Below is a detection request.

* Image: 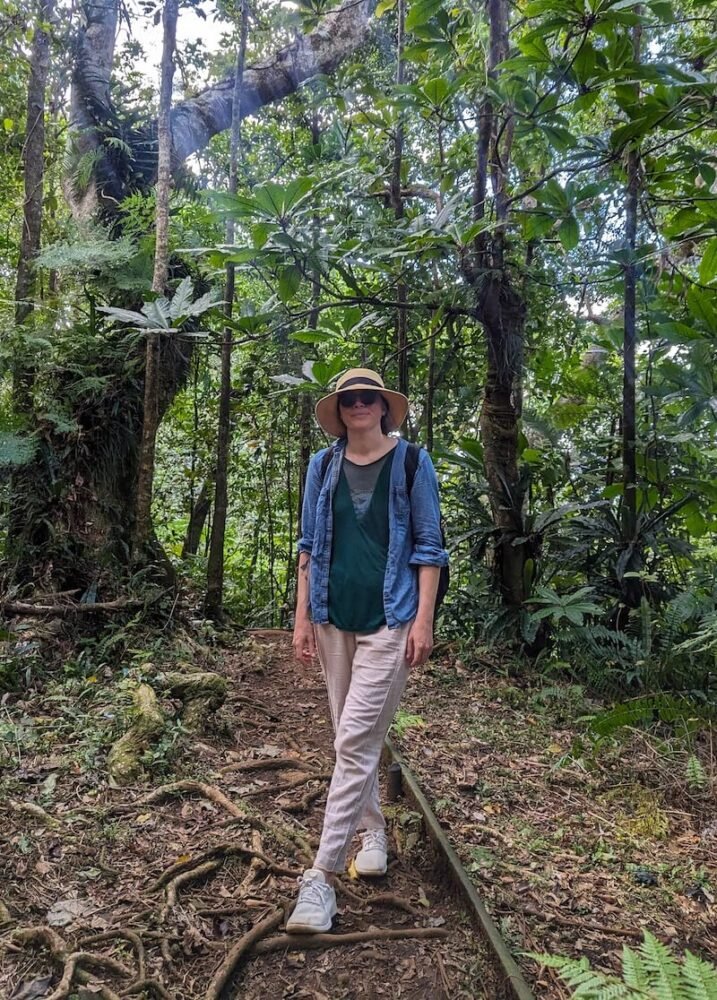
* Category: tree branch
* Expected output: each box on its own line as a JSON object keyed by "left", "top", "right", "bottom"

{"left": 170, "top": 0, "right": 377, "bottom": 165}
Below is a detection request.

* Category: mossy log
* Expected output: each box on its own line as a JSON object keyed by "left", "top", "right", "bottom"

{"left": 163, "top": 671, "right": 227, "bottom": 730}
{"left": 107, "top": 684, "right": 165, "bottom": 786}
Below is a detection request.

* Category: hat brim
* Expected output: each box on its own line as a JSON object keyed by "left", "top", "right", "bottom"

{"left": 315, "top": 384, "right": 409, "bottom": 438}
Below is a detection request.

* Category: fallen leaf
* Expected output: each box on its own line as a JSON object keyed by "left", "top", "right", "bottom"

{"left": 34, "top": 860, "right": 52, "bottom": 875}
{"left": 135, "top": 813, "right": 153, "bottom": 825}
{"left": 347, "top": 859, "right": 359, "bottom": 880}
{"left": 9, "top": 975, "right": 54, "bottom": 1000}
{"left": 46, "top": 897, "right": 96, "bottom": 927}
{"left": 416, "top": 886, "right": 430, "bottom": 908}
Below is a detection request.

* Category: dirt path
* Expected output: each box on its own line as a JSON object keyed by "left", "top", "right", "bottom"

{"left": 1, "top": 633, "right": 494, "bottom": 1000}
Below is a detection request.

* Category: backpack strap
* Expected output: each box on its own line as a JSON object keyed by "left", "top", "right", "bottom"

{"left": 321, "top": 441, "right": 421, "bottom": 491}
{"left": 404, "top": 442, "right": 422, "bottom": 495}
{"left": 319, "top": 444, "right": 336, "bottom": 484}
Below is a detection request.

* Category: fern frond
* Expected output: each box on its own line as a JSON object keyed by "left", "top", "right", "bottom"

{"left": 623, "top": 943, "right": 651, "bottom": 991}
{"left": 682, "top": 950, "right": 717, "bottom": 1000}
{"left": 639, "top": 931, "right": 683, "bottom": 1000}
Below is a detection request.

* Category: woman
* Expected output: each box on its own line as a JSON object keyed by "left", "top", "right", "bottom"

{"left": 287, "top": 367, "right": 448, "bottom": 934}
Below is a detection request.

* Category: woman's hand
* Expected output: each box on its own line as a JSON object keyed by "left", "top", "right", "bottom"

{"left": 405, "top": 617, "right": 433, "bottom": 668}
{"left": 293, "top": 619, "right": 316, "bottom": 666}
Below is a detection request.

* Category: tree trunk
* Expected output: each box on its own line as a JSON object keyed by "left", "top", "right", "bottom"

{"left": 620, "top": 22, "right": 643, "bottom": 606}
{"left": 5, "top": 0, "right": 373, "bottom": 593}
{"left": 206, "top": 0, "right": 250, "bottom": 619}
{"left": 466, "top": 0, "right": 528, "bottom": 606}
{"left": 133, "top": 0, "right": 178, "bottom": 560}
{"left": 391, "top": 0, "right": 409, "bottom": 402}
{"left": 13, "top": 0, "right": 55, "bottom": 413}
{"left": 65, "top": 0, "right": 377, "bottom": 219}
{"left": 182, "top": 480, "right": 211, "bottom": 559}
{"left": 478, "top": 275, "right": 527, "bottom": 605}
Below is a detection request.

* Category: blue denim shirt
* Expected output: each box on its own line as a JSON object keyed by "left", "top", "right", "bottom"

{"left": 298, "top": 438, "right": 449, "bottom": 629}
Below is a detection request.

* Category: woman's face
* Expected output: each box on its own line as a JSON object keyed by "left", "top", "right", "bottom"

{"left": 338, "top": 389, "right": 387, "bottom": 434}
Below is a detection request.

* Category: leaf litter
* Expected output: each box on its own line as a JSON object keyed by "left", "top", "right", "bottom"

{"left": 1, "top": 633, "right": 496, "bottom": 999}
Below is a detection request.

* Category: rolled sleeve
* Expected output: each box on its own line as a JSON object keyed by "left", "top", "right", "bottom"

{"left": 408, "top": 452, "right": 449, "bottom": 567}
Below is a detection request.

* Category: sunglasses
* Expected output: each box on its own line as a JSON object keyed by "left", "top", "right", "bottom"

{"left": 338, "top": 389, "right": 380, "bottom": 408}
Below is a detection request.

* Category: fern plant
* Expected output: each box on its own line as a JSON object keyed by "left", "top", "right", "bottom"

{"left": 531, "top": 930, "right": 717, "bottom": 998}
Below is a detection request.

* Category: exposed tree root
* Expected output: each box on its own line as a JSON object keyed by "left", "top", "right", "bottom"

{"left": 1, "top": 598, "right": 142, "bottom": 616}
{"left": 121, "top": 978, "right": 173, "bottom": 999}
{"left": 9, "top": 799, "right": 63, "bottom": 827}
{"left": 45, "top": 951, "right": 132, "bottom": 1000}
{"left": 253, "top": 926, "right": 450, "bottom": 954}
{"left": 163, "top": 671, "right": 227, "bottom": 731}
{"left": 230, "top": 694, "right": 278, "bottom": 719}
{"left": 137, "top": 780, "right": 247, "bottom": 819}
{"left": 11, "top": 928, "right": 132, "bottom": 1000}
{"left": 205, "top": 906, "right": 285, "bottom": 1000}
{"left": 163, "top": 860, "right": 222, "bottom": 915}
{"left": 234, "top": 815, "right": 315, "bottom": 867}
{"left": 237, "top": 829, "right": 265, "bottom": 895}
{"left": 241, "top": 771, "right": 331, "bottom": 799}
{"left": 283, "top": 785, "right": 324, "bottom": 814}
{"left": 107, "top": 684, "right": 165, "bottom": 786}
{"left": 79, "top": 929, "right": 146, "bottom": 980}
{"left": 337, "top": 883, "right": 421, "bottom": 916}
{"left": 12, "top": 925, "right": 67, "bottom": 959}
{"left": 152, "top": 843, "right": 298, "bottom": 895}
{"left": 222, "top": 757, "right": 319, "bottom": 774}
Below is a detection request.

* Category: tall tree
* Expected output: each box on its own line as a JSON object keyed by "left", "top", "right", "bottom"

{"left": 466, "top": 0, "right": 527, "bottom": 606}
{"left": 6, "top": 0, "right": 377, "bottom": 593}
{"left": 13, "top": 0, "right": 55, "bottom": 413}
{"left": 206, "top": 0, "right": 250, "bottom": 618}
{"left": 134, "top": 0, "right": 179, "bottom": 556}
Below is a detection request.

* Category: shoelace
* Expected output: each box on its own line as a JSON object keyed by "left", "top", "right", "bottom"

{"left": 362, "top": 830, "right": 388, "bottom": 851}
{"left": 297, "top": 877, "right": 329, "bottom": 905}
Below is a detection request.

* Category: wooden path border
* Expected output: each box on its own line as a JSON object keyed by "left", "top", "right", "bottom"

{"left": 383, "top": 737, "right": 536, "bottom": 1000}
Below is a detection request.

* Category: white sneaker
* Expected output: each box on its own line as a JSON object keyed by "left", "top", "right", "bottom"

{"left": 354, "top": 829, "right": 388, "bottom": 876}
{"left": 286, "top": 869, "right": 337, "bottom": 934}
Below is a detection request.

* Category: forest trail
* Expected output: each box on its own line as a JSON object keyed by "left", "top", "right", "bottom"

{"left": 1, "top": 633, "right": 494, "bottom": 1000}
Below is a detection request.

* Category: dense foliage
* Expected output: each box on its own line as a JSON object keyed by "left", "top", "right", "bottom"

{"left": 1, "top": 0, "right": 716, "bottom": 701}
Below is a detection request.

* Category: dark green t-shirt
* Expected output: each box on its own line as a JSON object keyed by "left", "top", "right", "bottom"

{"left": 328, "top": 449, "right": 395, "bottom": 632}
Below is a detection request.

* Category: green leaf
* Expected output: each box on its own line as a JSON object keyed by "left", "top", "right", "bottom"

{"left": 284, "top": 175, "right": 316, "bottom": 213}
{"left": 278, "top": 264, "right": 302, "bottom": 303}
{"left": 169, "top": 276, "right": 194, "bottom": 320}
{"left": 540, "top": 125, "right": 577, "bottom": 152}
{"left": 141, "top": 299, "right": 171, "bottom": 329}
{"left": 686, "top": 286, "right": 717, "bottom": 333}
{"left": 422, "top": 76, "right": 450, "bottom": 106}
{"left": 406, "top": 0, "right": 443, "bottom": 32}
{"left": 3, "top": 118, "right": 14, "bottom": 131}
{"left": 699, "top": 237, "right": 717, "bottom": 285}
{"left": 376, "top": 0, "right": 397, "bottom": 15}
{"left": 252, "top": 222, "right": 274, "bottom": 249}
{"left": 183, "top": 290, "right": 221, "bottom": 318}
{"left": 558, "top": 216, "right": 579, "bottom": 251}
{"left": 289, "top": 330, "right": 336, "bottom": 344}
{"left": 458, "top": 436, "right": 484, "bottom": 465}
{"left": 518, "top": 35, "right": 551, "bottom": 62}
{"left": 99, "top": 306, "right": 151, "bottom": 327}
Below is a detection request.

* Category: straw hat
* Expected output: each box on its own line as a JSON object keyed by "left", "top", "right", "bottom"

{"left": 314, "top": 368, "right": 409, "bottom": 438}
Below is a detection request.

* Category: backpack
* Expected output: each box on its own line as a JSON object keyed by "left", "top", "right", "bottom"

{"left": 319, "top": 442, "right": 450, "bottom": 613}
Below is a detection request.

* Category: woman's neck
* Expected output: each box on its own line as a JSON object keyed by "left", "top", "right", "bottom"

{"left": 345, "top": 428, "right": 395, "bottom": 461}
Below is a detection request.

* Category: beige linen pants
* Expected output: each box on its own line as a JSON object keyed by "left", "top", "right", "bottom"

{"left": 313, "top": 621, "right": 412, "bottom": 873}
